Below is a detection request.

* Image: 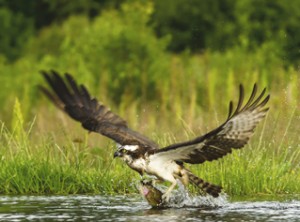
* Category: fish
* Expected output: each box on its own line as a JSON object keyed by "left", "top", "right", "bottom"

{"left": 138, "top": 180, "right": 164, "bottom": 207}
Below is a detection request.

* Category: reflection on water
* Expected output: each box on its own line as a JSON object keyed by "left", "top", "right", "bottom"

{"left": 0, "top": 195, "right": 300, "bottom": 221}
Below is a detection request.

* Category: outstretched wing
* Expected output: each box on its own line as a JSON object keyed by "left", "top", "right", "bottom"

{"left": 39, "top": 70, "right": 158, "bottom": 149}
{"left": 152, "top": 84, "right": 270, "bottom": 164}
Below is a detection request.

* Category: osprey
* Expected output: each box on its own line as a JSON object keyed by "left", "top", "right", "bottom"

{"left": 40, "top": 70, "right": 270, "bottom": 201}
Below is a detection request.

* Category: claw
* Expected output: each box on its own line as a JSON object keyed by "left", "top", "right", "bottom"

{"left": 161, "top": 180, "right": 177, "bottom": 203}
{"left": 162, "top": 193, "right": 171, "bottom": 203}
{"left": 141, "top": 178, "right": 151, "bottom": 185}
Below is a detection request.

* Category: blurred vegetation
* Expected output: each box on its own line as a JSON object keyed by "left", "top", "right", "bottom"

{"left": 1, "top": 0, "right": 300, "bottom": 64}
{"left": 0, "top": 0, "right": 299, "bottom": 196}
{"left": 152, "top": 0, "right": 300, "bottom": 65}
{"left": 0, "top": 0, "right": 299, "bottom": 122}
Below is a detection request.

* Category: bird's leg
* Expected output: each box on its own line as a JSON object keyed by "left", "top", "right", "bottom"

{"left": 162, "top": 180, "right": 177, "bottom": 202}
{"left": 180, "top": 171, "right": 189, "bottom": 187}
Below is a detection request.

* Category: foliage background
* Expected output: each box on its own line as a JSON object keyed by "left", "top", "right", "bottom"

{"left": 0, "top": 0, "right": 299, "bottom": 195}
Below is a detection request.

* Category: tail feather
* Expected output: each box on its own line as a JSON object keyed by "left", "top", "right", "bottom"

{"left": 187, "top": 172, "right": 222, "bottom": 197}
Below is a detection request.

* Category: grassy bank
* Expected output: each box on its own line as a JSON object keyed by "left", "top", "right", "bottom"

{"left": 0, "top": 89, "right": 299, "bottom": 196}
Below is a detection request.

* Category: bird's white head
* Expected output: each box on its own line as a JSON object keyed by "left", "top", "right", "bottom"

{"left": 113, "top": 145, "right": 140, "bottom": 162}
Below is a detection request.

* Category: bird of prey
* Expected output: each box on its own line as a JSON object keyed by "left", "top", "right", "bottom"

{"left": 40, "top": 70, "right": 270, "bottom": 201}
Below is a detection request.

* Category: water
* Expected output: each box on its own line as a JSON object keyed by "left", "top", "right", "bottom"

{"left": 0, "top": 195, "right": 300, "bottom": 221}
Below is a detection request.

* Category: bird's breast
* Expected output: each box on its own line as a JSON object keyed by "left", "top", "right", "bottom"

{"left": 126, "top": 157, "right": 147, "bottom": 173}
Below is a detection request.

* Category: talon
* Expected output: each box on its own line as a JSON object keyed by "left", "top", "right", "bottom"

{"left": 141, "top": 178, "right": 151, "bottom": 185}
{"left": 162, "top": 193, "right": 170, "bottom": 202}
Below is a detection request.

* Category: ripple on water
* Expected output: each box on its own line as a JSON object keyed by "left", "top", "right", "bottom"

{"left": 0, "top": 195, "right": 300, "bottom": 221}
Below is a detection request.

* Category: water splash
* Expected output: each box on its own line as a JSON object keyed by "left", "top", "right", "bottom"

{"left": 156, "top": 182, "right": 229, "bottom": 208}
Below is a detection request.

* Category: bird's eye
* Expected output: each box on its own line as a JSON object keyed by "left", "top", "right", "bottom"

{"left": 122, "top": 149, "right": 127, "bottom": 153}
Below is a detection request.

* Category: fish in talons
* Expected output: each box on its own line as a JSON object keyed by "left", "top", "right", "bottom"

{"left": 138, "top": 180, "right": 165, "bottom": 207}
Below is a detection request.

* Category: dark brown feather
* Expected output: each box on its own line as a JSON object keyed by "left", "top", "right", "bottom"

{"left": 40, "top": 70, "right": 158, "bottom": 149}
{"left": 153, "top": 84, "right": 270, "bottom": 164}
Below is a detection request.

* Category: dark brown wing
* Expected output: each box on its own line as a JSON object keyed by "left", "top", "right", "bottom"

{"left": 151, "top": 84, "right": 270, "bottom": 164}
{"left": 40, "top": 70, "right": 158, "bottom": 149}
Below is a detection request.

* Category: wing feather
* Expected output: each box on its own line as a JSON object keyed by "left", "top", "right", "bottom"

{"left": 152, "top": 84, "right": 270, "bottom": 164}
{"left": 40, "top": 70, "right": 158, "bottom": 149}
{"left": 232, "top": 84, "right": 244, "bottom": 116}
{"left": 241, "top": 84, "right": 257, "bottom": 110}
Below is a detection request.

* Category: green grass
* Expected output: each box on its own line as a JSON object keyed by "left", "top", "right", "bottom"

{"left": 0, "top": 99, "right": 136, "bottom": 194}
{"left": 0, "top": 91, "right": 299, "bottom": 196}
{"left": 0, "top": 120, "right": 137, "bottom": 195}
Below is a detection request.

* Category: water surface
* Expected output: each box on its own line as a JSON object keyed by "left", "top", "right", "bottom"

{"left": 0, "top": 195, "right": 300, "bottom": 221}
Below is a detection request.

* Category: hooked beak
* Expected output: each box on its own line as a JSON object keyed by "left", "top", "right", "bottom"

{"left": 113, "top": 150, "right": 122, "bottom": 158}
